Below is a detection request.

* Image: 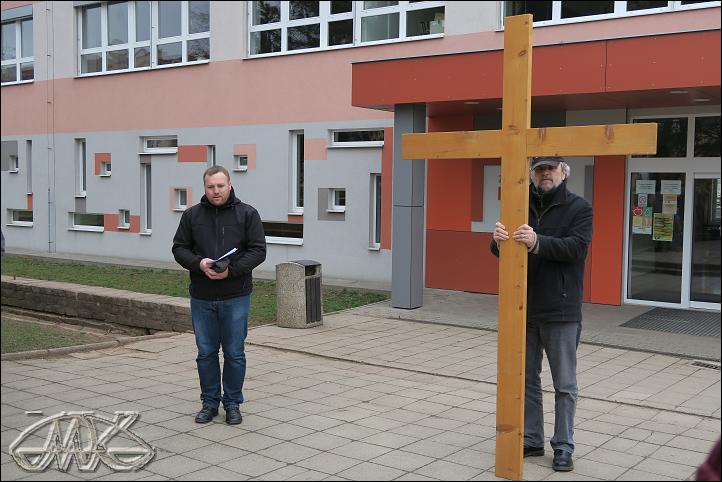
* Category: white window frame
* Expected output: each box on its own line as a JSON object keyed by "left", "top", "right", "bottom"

{"left": 76, "top": 139, "right": 87, "bottom": 197}
{"left": 500, "top": 1, "right": 722, "bottom": 29}
{"left": 290, "top": 131, "right": 304, "bottom": 214}
{"left": 327, "top": 187, "right": 346, "bottom": 213}
{"left": 7, "top": 209, "right": 33, "bottom": 227}
{"left": 248, "top": 1, "right": 445, "bottom": 58}
{"left": 1, "top": 16, "right": 34, "bottom": 85}
{"left": 118, "top": 209, "right": 131, "bottom": 228}
{"left": 329, "top": 128, "right": 385, "bottom": 148}
{"left": 8, "top": 154, "right": 19, "bottom": 172}
{"left": 174, "top": 188, "right": 189, "bottom": 210}
{"left": 370, "top": 173, "right": 381, "bottom": 250}
{"left": 77, "top": 1, "right": 210, "bottom": 77}
{"left": 234, "top": 154, "right": 249, "bottom": 171}
{"left": 142, "top": 135, "right": 178, "bottom": 154}
{"left": 69, "top": 212, "right": 105, "bottom": 232}
{"left": 141, "top": 163, "right": 152, "bottom": 234}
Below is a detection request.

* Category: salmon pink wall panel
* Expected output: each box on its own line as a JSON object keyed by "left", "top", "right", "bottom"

{"left": 177, "top": 145, "right": 207, "bottom": 163}
{"left": 95, "top": 152, "right": 111, "bottom": 175}
{"left": 381, "top": 127, "right": 393, "bottom": 249}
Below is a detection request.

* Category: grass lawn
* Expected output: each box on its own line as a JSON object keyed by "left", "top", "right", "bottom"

{"left": 1, "top": 316, "right": 111, "bottom": 354}
{"left": 1, "top": 255, "right": 388, "bottom": 327}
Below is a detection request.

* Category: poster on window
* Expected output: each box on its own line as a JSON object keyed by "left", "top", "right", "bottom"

{"left": 662, "top": 194, "right": 678, "bottom": 214}
{"left": 638, "top": 193, "right": 648, "bottom": 207}
{"left": 652, "top": 213, "right": 674, "bottom": 242}
{"left": 660, "top": 180, "right": 682, "bottom": 195}
{"left": 636, "top": 180, "right": 656, "bottom": 194}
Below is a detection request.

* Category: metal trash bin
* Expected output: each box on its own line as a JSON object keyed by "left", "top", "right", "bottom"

{"left": 276, "top": 260, "right": 322, "bottom": 328}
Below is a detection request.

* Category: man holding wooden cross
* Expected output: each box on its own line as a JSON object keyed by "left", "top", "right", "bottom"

{"left": 490, "top": 156, "right": 592, "bottom": 472}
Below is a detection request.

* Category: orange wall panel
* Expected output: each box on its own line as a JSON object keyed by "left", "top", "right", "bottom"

{"left": 590, "top": 155, "right": 626, "bottom": 305}
{"left": 606, "top": 31, "right": 721, "bottom": 92}
{"left": 426, "top": 230, "right": 499, "bottom": 293}
{"left": 426, "top": 115, "right": 475, "bottom": 232}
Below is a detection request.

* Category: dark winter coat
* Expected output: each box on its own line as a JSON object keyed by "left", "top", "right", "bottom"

{"left": 491, "top": 182, "right": 593, "bottom": 323}
{"left": 172, "top": 188, "right": 266, "bottom": 300}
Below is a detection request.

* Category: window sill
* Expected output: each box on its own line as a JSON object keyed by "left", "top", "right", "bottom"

{"left": 8, "top": 169, "right": 19, "bottom": 174}
{"left": 233, "top": 167, "right": 248, "bottom": 172}
{"left": 69, "top": 227, "right": 104, "bottom": 233}
{"left": 77, "top": 59, "right": 209, "bottom": 79}
{"left": 246, "top": 33, "right": 444, "bottom": 59}
{"left": 99, "top": 174, "right": 111, "bottom": 177}
{"left": 1, "top": 79, "right": 34, "bottom": 87}
{"left": 75, "top": 194, "right": 87, "bottom": 198}
{"left": 368, "top": 245, "right": 381, "bottom": 251}
{"left": 326, "top": 208, "right": 346, "bottom": 213}
{"left": 287, "top": 211, "right": 304, "bottom": 216}
{"left": 266, "top": 236, "right": 303, "bottom": 246}
{"left": 117, "top": 226, "right": 130, "bottom": 230}
{"left": 172, "top": 208, "right": 187, "bottom": 212}
{"left": 328, "top": 142, "right": 384, "bottom": 148}
{"left": 6, "top": 222, "right": 33, "bottom": 228}
{"left": 140, "top": 231, "right": 152, "bottom": 236}
{"left": 138, "top": 150, "right": 177, "bottom": 155}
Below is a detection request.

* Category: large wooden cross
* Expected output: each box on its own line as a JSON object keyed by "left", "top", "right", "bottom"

{"left": 402, "top": 14, "right": 657, "bottom": 480}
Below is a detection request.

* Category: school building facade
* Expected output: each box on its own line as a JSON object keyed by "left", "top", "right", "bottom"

{"left": 1, "top": 1, "right": 720, "bottom": 313}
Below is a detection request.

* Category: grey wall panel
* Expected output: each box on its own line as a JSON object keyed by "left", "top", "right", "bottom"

{"left": 1, "top": 141, "right": 18, "bottom": 171}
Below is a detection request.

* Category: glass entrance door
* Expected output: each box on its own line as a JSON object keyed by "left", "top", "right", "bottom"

{"left": 690, "top": 175, "right": 721, "bottom": 306}
{"left": 627, "top": 172, "right": 686, "bottom": 304}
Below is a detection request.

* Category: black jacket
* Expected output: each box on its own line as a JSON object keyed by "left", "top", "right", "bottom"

{"left": 491, "top": 182, "right": 593, "bottom": 323}
{"left": 172, "top": 188, "right": 266, "bottom": 300}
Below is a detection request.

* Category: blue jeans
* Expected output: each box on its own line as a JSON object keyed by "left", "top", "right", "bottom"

{"left": 525, "top": 321, "right": 581, "bottom": 454}
{"left": 190, "top": 295, "right": 250, "bottom": 410}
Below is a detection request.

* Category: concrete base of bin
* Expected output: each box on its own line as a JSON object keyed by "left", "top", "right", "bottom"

{"left": 276, "top": 263, "right": 323, "bottom": 328}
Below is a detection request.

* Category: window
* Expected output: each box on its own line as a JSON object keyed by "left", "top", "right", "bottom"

{"left": 330, "top": 129, "right": 384, "bottom": 147}
{"left": 207, "top": 145, "right": 216, "bottom": 166}
{"left": 141, "top": 163, "right": 152, "bottom": 232}
{"left": 8, "top": 209, "right": 33, "bottom": 226}
{"left": 174, "top": 188, "right": 189, "bottom": 210}
{"left": 100, "top": 161, "right": 112, "bottom": 176}
{"left": 503, "top": 1, "right": 720, "bottom": 25}
{"left": 234, "top": 155, "right": 249, "bottom": 171}
{"left": 118, "top": 209, "right": 131, "bottom": 228}
{"left": 77, "top": 1, "right": 210, "bottom": 76}
{"left": 70, "top": 212, "right": 104, "bottom": 231}
{"left": 8, "top": 154, "right": 19, "bottom": 172}
{"left": 328, "top": 188, "right": 346, "bottom": 212}
{"left": 76, "top": 139, "right": 87, "bottom": 196}
{"left": 248, "top": 1, "right": 444, "bottom": 56}
{"left": 632, "top": 117, "right": 689, "bottom": 158}
{"left": 1, "top": 16, "right": 33, "bottom": 85}
{"left": 263, "top": 221, "right": 303, "bottom": 245}
{"left": 290, "top": 131, "right": 304, "bottom": 213}
{"left": 26, "top": 140, "right": 32, "bottom": 193}
{"left": 143, "top": 136, "right": 178, "bottom": 153}
{"left": 370, "top": 174, "right": 381, "bottom": 249}
{"left": 632, "top": 114, "right": 721, "bottom": 159}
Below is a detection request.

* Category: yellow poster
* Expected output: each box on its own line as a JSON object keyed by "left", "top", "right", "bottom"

{"left": 653, "top": 213, "right": 674, "bottom": 242}
{"left": 662, "top": 194, "right": 678, "bottom": 214}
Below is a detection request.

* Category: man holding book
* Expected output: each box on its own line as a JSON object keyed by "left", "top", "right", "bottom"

{"left": 172, "top": 166, "right": 266, "bottom": 425}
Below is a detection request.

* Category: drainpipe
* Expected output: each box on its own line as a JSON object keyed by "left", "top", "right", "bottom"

{"left": 45, "top": 1, "right": 56, "bottom": 253}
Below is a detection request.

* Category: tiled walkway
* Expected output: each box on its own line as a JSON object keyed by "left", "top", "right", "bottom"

{"left": 2, "top": 311, "right": 719, "bottom": 481}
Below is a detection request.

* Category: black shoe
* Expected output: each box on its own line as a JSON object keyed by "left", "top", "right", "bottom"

{"left": 524, "top": 446, "right": 545, "bottom": 457}
{"left": 552, "top": 449, "right": 573, "bottom": 471}
{"left": 225, "top": 407, "right": 242, "bottom": 425}
{"left": 194, "top": 406, "right": 218, "bottom": 423}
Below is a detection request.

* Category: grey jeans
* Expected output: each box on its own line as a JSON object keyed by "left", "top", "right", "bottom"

{"left": 524, "top": 320, "right": 582, "bottom": 453}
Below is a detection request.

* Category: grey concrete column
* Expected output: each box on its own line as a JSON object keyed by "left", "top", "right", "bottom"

{"left": 392, "top": 104, "right": 426, "bottom": 309}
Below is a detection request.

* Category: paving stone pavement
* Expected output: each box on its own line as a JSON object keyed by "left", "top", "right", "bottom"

{"left": 2, "top": 312, "right": 720, "bottom": 481}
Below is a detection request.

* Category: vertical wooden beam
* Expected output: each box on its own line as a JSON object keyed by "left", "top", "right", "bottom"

{"left": 495, "top": 14, "right": 532, "bottom": 480}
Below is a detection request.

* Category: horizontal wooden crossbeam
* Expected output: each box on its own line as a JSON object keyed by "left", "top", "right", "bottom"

{"left": 402, "top": 123, "right": 657, "bottom": 160}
